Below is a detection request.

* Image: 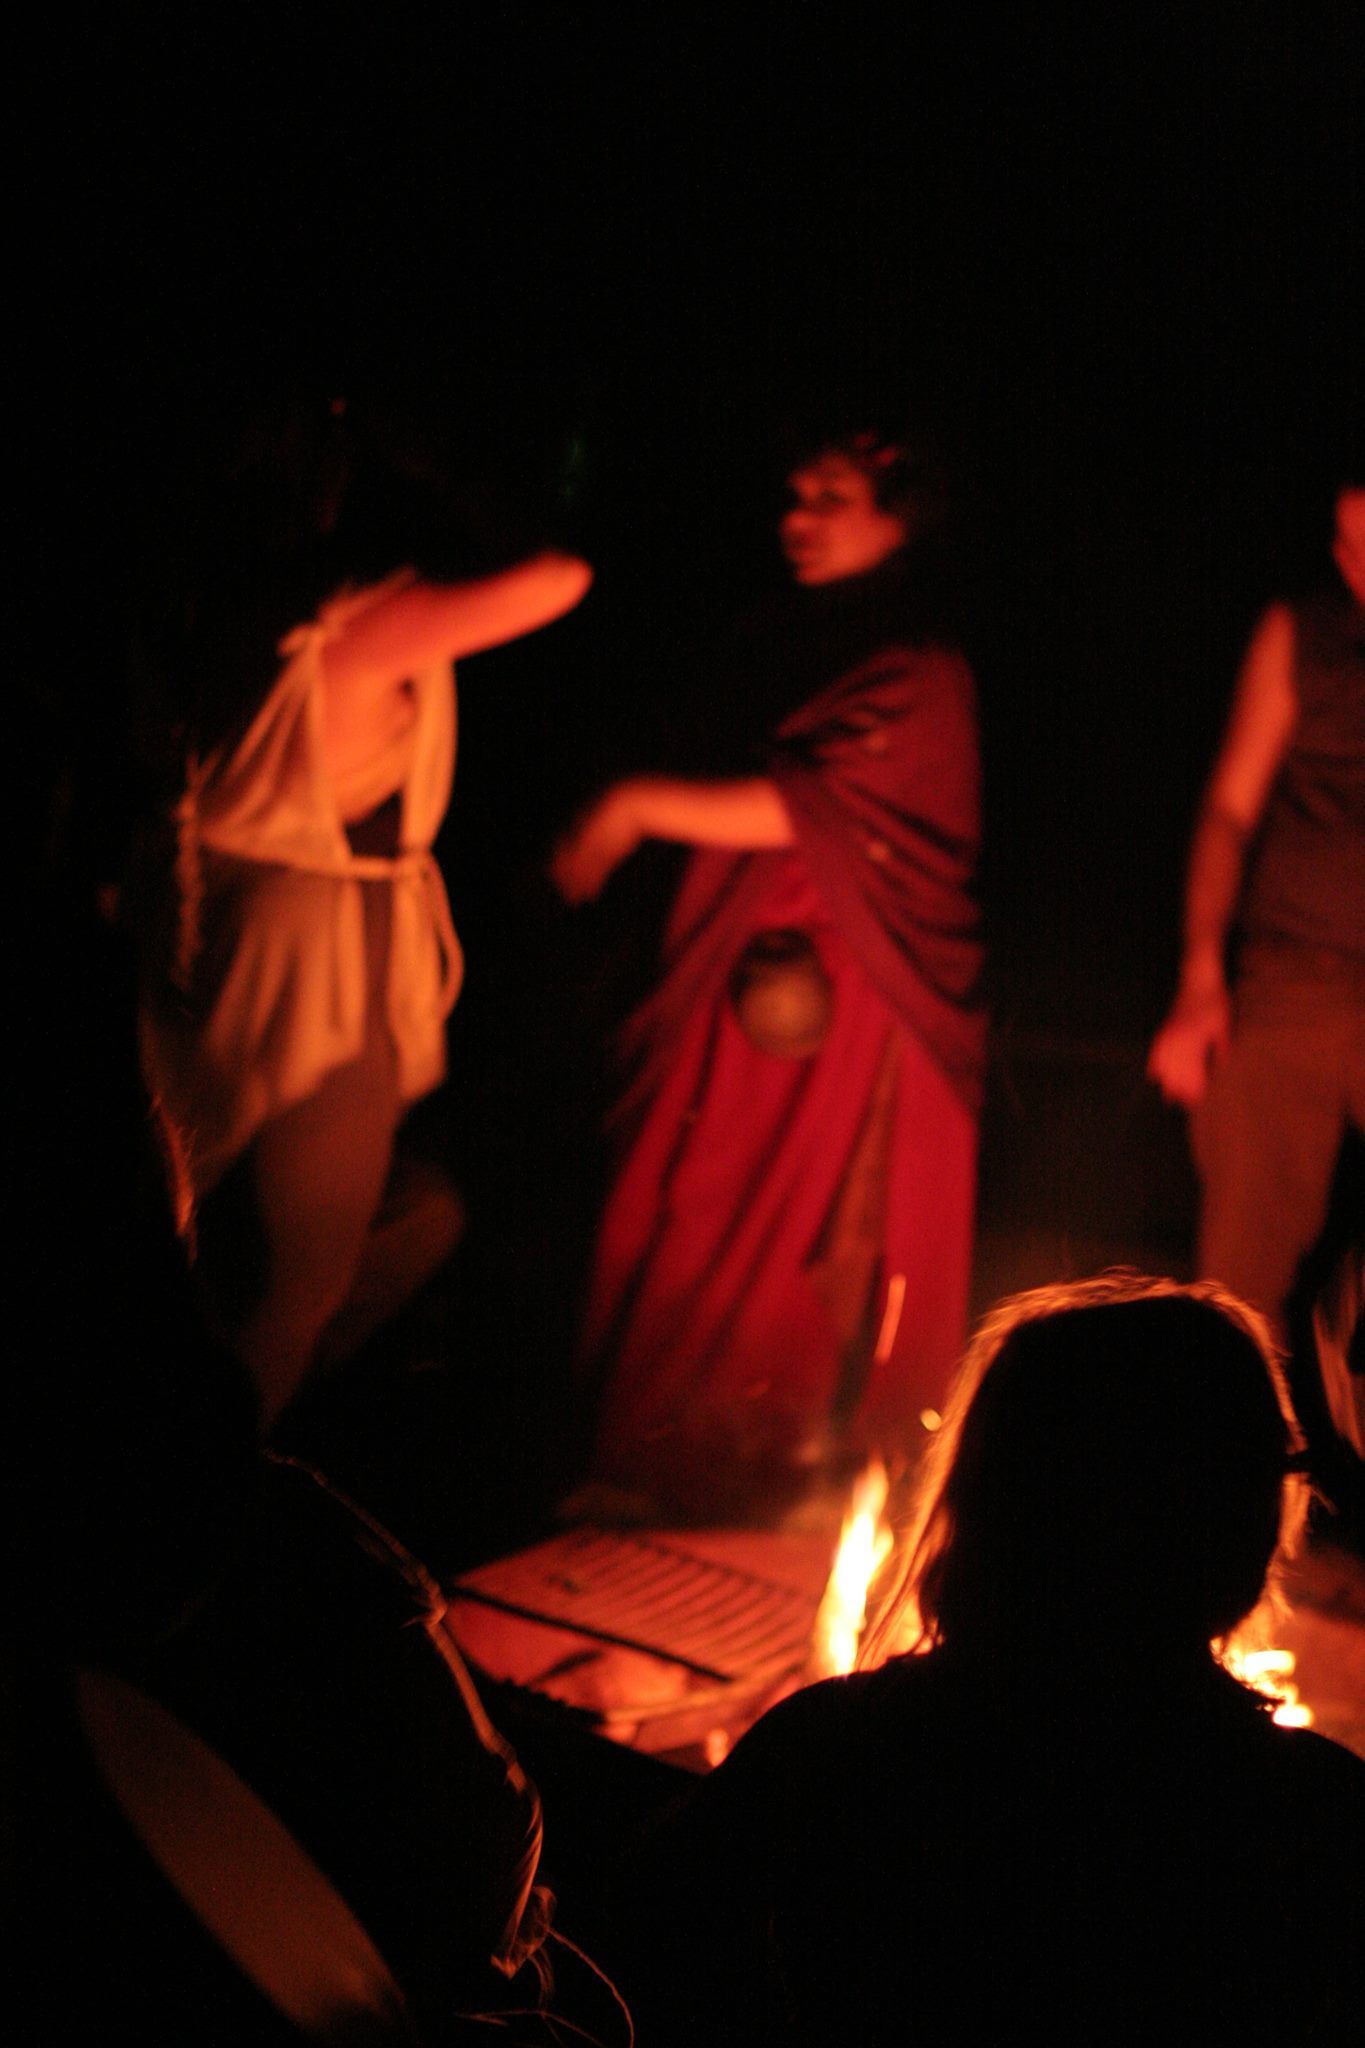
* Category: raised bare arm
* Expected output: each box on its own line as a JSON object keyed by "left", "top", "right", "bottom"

{"left": 322, "top": 551, "right": 594, "bottom": 695}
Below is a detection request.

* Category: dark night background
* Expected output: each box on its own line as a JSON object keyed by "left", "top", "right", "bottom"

{"left": 32, "top": 10, "right": 1364, "bottom": 1499}
{"left": 11, "top": 27, "right": 1365, "bottom": 2033}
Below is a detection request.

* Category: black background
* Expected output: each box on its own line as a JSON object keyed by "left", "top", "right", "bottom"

{"left": 37, "top": 7, "right": 1365, "bottom": 1314}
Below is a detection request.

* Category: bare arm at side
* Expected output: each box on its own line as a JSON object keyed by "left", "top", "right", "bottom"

{"left": 552, "top": 775, "right": 795, "bottom": 903}
{"left": 1146, "top": 603, "right": 1298, "bottom": 1108}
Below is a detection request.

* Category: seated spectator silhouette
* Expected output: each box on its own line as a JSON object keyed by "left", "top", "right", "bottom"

{"left": 607, "top": 1274, "right": 1364, "bottom": 2046}
{"left": 13, "top": 882, "right": 628, "bottom": 2045}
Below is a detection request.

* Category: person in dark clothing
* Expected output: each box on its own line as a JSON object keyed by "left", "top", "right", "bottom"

{"left": 1148, "top": 481, "right": 1364, "bottom": 1336}
{"left": 12, "top": 875, "right": 628, "bottom": 2043}
{"left": 604, "top": 1274, "right": 1363, "bottom": 2046}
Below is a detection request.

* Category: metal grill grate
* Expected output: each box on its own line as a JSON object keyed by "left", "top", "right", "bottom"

{"left": 452, "top": 1527, "right": 819, "bottom": 1682}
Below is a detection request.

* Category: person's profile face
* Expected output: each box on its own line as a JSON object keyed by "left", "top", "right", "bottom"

{"left": 1332, "top": 487, "right": 1365, "bottom": 606}
{"left": 779, "top": 452, "right": 909, "bottom": 586}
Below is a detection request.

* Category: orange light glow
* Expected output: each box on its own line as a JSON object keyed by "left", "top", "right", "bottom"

{"left": 1220, "top": 1638, "right": 1314, "bottom": 1728}
{"left": 810, "top": 1459, "right": 895, "bottom": 1678}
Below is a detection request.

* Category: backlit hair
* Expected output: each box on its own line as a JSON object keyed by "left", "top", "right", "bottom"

{"left": 862, "top": 1273, "right": 1307, "bottom": 1669}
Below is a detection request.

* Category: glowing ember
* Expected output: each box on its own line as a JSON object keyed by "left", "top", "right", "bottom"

{"left": 810, "top": 1459, "right": 895, "bottom": 1678}
{"left": 1220, "top": 1640, "right": 1314, "bottom": 1728}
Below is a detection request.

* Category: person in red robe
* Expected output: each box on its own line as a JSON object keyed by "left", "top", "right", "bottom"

{"left": 554, "top": 429, "right": 986, "bottom": 1518}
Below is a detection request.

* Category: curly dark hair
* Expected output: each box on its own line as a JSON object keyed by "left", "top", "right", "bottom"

{"left": 783, "top": 416, "right": 955, "bottom": 536}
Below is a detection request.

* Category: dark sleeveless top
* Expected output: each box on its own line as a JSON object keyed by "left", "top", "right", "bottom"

{"left": 1240, "top": 585, "right": 1365, "bottom": 960}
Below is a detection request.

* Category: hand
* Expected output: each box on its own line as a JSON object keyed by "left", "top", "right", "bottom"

{"left": 551, "top": 785, "right": 643, "bottom": 904}
{"left": 1146, "top": 983, "right": 1232, "bottom": 1109}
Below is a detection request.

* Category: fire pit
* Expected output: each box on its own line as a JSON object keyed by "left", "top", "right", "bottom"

{"left": 446, "top": 1522, "right": 847, "bottom": 1764}
{"left": 444, "top": 1467, "right": 1361, "bottom": 1771}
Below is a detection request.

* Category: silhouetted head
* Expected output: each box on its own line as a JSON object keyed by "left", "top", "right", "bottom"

{"left": 170, "top": 380, "right": 470, "bottom": 588}
{"left": 133, "top": 379, "right": 486, "bottom": 759}
{"left": 868, "top": 1275, "right": 1307, "bottom": 1671}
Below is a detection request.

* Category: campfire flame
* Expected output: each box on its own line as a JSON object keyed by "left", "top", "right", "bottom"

{"left": 810, "top": 1459, "right": 895, "bottom": 1678}
{"left": 1220, "top": 1639, "right": 1314, "bottom": 1728}
{"left": 806, "top": 1466, "right": 1315, "bottom": 1726}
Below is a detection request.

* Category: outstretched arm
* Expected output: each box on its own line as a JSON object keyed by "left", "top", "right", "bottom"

{"left": 552, "top": 775, "right": 794, "bottom": 903}
{"left": 321, "top": 551, "right": 594, "bottom": 696}
{"left": 1146, "top": 603, "right": 1298, "bottom": 1108}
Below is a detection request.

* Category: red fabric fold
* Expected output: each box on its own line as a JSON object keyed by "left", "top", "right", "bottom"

{"left": 584, "top": 641, "right": 985, "bottom": 1515}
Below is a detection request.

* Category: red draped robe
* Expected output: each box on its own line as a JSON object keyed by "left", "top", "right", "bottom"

{"left": 583, "top": 639, "right": 986, "bottom": 1515}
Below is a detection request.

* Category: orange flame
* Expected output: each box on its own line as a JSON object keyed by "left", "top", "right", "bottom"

{"left": 1219, "top": 1639, "right": 1314, "bottom": 1728}
{"left": 810, "top": 1459, "right": 895, "bottom": 1678}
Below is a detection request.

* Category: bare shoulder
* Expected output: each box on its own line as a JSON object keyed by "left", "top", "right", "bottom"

{"left": 322, "top": 553, "right": 593, "bottom": 694}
